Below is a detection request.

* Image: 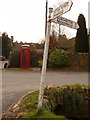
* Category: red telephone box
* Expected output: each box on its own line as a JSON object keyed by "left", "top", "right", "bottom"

{"left": 20, "top": 45, "right": 31, "bottom": 68}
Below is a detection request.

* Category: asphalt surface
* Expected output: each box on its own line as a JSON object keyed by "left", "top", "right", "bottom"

{"left": 2, "top": 69, "right": 89, "bottom": 113}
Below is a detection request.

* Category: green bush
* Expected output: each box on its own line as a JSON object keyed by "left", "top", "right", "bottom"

{"left": 48, "top": 49, "right": 68, "bottom": 68}
{"left": 31, "top": 50, "right": 43, "bottom": 67}
{"left": 9, "top": 50, "right": 20, "bottom": 68}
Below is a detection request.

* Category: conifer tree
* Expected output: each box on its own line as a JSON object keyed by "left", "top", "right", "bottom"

{"left": 75, "top": 14, "right": 89, "bottom": 52}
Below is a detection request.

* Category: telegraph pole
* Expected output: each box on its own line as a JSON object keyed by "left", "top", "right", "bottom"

{"left": 38, "top": 7, "right": 53, "bottom": 110}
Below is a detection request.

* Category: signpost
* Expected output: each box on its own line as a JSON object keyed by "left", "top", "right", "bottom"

{"left": 53, "top": 0, "right": 73, "bottom": 19}
{"left": 38, "top": 0, "right": 78, "bottom": 110}
{"left": 52, "top": 16, "right": 79, "bottom": 29}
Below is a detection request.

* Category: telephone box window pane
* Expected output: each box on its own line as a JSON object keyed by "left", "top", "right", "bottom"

{"left": 22, "top": 50, "right": 27, "bottom": 66}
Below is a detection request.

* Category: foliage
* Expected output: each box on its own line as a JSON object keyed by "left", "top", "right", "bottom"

{"left": 49, "top": 31, "right": 61, "bottom": 49}
{"left": 2, "top": 32, "right": 12, "bottom": 58}
{"left": 9, "top": 50, "right": 20, "bottom": 68}
{"left": 31, "top": 50, "right": 43, "bottom": 67}
{"left": 75, "top": 14, "right": 89, "bottom": 52}
{"left": 48, "top": 49, "right": 68, "bottom": 68}
{"left": 38, "top": 59, "right": 43, "bottom": 68}
{"left": 51, "top": 46, "right": 68, "bottom": 52}
{"left": 49, "top": 40, "right": 61, "bottom": 49}
{"left": 44, "top": 84, "right": 89, "bottom": 119}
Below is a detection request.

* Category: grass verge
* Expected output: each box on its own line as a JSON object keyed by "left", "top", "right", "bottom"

{"left": 17, "top": 91, "right": 67, "bottom": 119}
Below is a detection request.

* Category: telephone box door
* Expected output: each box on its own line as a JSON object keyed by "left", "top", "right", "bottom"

{"left": 20, "top": 45, "right": 30, "bottom": 68}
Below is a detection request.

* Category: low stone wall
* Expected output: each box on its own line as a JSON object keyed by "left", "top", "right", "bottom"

{"left": 67, "top": 53, "right": 90, "bottom": 69}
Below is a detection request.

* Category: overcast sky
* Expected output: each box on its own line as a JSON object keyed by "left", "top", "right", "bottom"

{"left": 0, "top": 0, "right": 89, "bottom": 43}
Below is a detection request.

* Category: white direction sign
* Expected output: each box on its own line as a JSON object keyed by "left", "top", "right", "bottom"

{"left": 53, "top": 0, "right": 73, "bottom": 19}
{"left": 52, "top": 17, "right": 79, "bottom": 29}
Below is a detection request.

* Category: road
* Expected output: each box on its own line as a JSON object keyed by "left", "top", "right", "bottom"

{"left": 2, "top": 70, "right": 88, "bottom": 113}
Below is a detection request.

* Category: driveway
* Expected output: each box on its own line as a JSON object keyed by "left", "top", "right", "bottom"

{"left": 2, "top": 70, "right": 88, "bottom": 112}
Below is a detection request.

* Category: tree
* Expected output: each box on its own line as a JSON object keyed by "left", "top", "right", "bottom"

{"left": 49, "top": 30, "right": 60, "bottom": 49}
{"left": 74, "top": 14, "right": 89, "bottom": 52}
{"left": 9, "top": 50, "right": 20, "bottom": 68}
{"left": 2, "top": 32, "right": 12, "bottom": 58}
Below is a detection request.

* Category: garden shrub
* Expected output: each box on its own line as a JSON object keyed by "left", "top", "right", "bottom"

{"left": 9, "top": 50, "right": 20, "bottom": 68}
{"left": 48, "top": 49, "right": 68, "bottom": 68}
{"left": 31, "top": 50, "right": 43, "bottom": 67}
{"left": 38, "top": 59, "right": 43, "bottom": 68}
{"left": 43, "top": 85, "right": 89, "bottom": 119}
